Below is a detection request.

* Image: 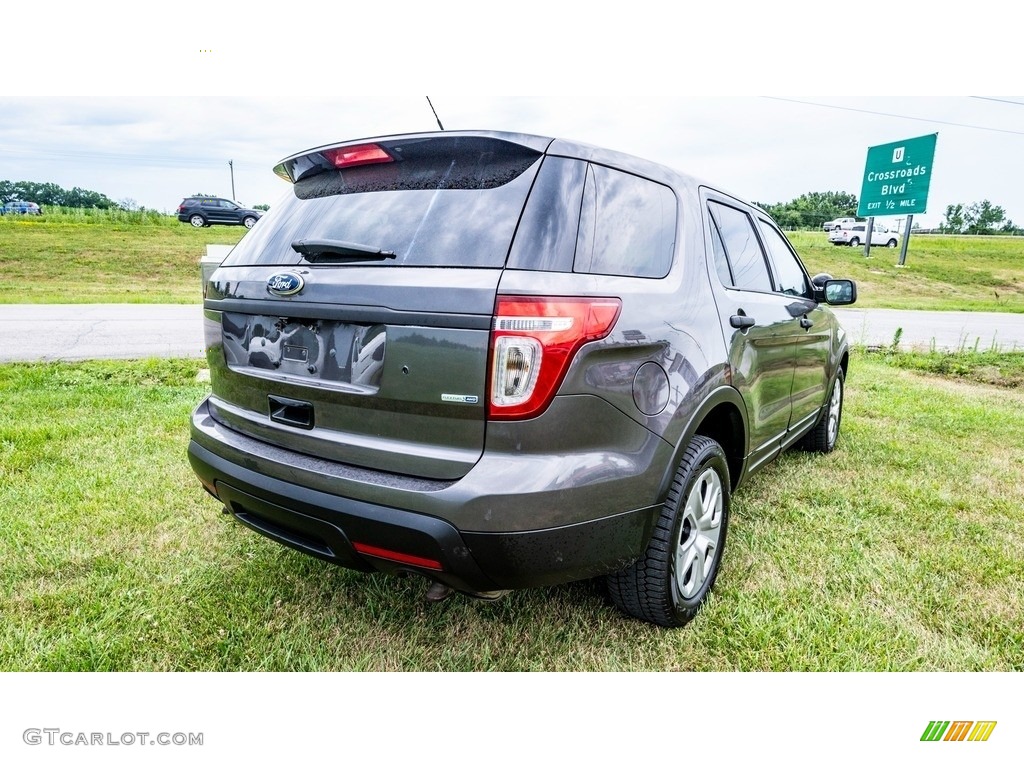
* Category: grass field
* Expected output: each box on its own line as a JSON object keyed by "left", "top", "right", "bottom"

{"left": 1, "top": 211, "right": 1021, "bottom": 311}
{"left": 1, "top": 353, "right": 1021, "bottom": 671}
{"left": 0, "top": 209, "right": 244, "bottom": 304}
{"left": 788, "top": 231, "right": 1024, "bottom": 313}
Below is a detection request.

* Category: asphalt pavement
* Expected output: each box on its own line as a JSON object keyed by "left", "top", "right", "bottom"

{"left": 0, "top": 304, "right": 206, "bottom": 362}
{"left": 1, "top": 304, "right": 1022, "bottom": 363}
{"left": 833, "top": 307, "right": 1024, "bottom": 352}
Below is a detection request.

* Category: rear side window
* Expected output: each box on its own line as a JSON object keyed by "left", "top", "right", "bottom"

{"left": 707, "top": 201, "right": 773, "bottom": 293}
{"left": 506, "top": 156, "right": 586, "bottom": 273}
{"left": 223, "top": 137, "right": 543, "bottom": 269}
{"left": 574, "top": 164, "right": 676, "bottom": 278}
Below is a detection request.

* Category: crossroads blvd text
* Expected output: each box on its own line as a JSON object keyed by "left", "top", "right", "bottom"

{"left": 865, "top": 163, "right": 928, "bottom": 210}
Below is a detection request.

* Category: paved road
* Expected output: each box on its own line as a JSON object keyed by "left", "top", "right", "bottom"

{"left": 0, "top": 305, "right": 206, "bottom": 362}
{"left": 1, "top": 304, "right": 1022, "bottom": 362}
{"left": 833, "top": 308, "right": 1024, "bottom": 352}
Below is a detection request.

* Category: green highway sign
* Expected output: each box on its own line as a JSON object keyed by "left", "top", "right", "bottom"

{"left": 857, "top": 133, "right": 937, "bottom": 217}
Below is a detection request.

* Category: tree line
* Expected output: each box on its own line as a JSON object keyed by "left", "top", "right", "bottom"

{"left": 1, "top": 180, "right": 119, "bottom": 209}
{"left": 754, "top": 191, "right": 858, "bottom": 230}
{"left": 756, "top": 190, "right": 1020, "bottom": 234}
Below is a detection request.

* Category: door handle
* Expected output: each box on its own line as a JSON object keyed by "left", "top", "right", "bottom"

{"left": 800, "top": 317, "right": 814, "bottom": 329}
{"left": 730, "top": 314, "right": 756, "bottom": 329}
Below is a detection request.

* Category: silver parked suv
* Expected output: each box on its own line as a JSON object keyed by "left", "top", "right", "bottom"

{"left": 188, "top": 131, "right": 857, "bottom": 627}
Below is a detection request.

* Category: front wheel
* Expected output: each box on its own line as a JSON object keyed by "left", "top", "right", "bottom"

{"left": 243, "top": 216, "right": 257, "bottom": 228}
{"left": 886, "top": 239, "right": 898, "bottom": 248}
{"left": 801, "top": 368, "right": 844, "bottom": 453}
{"left": 607, "top": 435, "right": 730, "bottom": 627}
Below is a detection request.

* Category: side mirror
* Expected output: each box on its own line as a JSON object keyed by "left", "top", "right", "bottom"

{"left": 823, "top": 279, "right": 857, "bottom": 306}
{"left": 810, "top": 272, "right": 833, "bottom": 289}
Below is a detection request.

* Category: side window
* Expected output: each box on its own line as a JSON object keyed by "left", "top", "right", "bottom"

{"left": 758, "top": 218, "right": 811, "bottom": 297}
{"left": 507, "top": 156, "right": 586, "bottom": 272}
{"left": 574, "top": 164, "right": 676, "bottom": 278}
{"left": 708, "top": 213, "right": 734, "bottom": 286}
{"left": 707, "top": 201, "right": 773, "bottom": 292}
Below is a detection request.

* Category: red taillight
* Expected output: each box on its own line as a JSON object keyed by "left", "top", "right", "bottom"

{"left": 322, "top": 144, "right": 393, "bottom": 169}
{"left": 352, "top": 542, "right": 442, "bottom": 571}
{"left": 488, "top": 296, "right": 621, "bottom": 420}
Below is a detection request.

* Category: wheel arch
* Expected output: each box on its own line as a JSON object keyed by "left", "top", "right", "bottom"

{"left": 662, "top": 386, "right": 748, "bottom": 498}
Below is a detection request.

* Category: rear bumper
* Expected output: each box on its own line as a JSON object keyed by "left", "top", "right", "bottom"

{"left": 188, "top": 400, "right": 661, "bottom": 592}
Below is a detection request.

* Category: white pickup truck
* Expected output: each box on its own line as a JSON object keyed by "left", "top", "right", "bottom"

{"left": 822, "top": 217, "right": 859, "bottom": 231}
{"left": 828, "top": 223, "right": 900, "bottom": 248}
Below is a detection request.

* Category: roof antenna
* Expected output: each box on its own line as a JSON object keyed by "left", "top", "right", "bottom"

{"left": 426, "top": 96, "right": 445, "bottom": 131}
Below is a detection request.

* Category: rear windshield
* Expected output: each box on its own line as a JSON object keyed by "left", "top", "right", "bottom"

{"left": 223, "top": 137, "right": 542, "bottom": 269}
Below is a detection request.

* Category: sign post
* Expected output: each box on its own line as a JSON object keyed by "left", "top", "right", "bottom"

{"left": 857, "top": 133, "right": 937, "bottom": 265}
{"left": 898, "top": 214, "right": 913, "bottom": 266}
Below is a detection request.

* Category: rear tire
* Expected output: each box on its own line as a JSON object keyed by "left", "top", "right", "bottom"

{"left": 800, "top": 368, "right": 844, "bottom": 453}
{"left": 607, "top": 435, "right": 730, "bottom": 628}
{"left": 189, "top": 214, "right": 207, "bottom": 228}
{"left": 849, "top": 237, "right": 860, "bottom": 247}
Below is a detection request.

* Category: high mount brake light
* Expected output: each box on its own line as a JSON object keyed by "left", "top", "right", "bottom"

{"left": 489, "top": 296, "right": 621, "bottom": 420}
{"left": 322, "top": 144, "right": 393, "bottom": 169}
{"left": 274, "top": 143, "right": 395, "bottom": 182}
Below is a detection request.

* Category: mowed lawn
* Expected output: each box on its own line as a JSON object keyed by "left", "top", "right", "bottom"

{"left": 1, "top": 211, "right": 1022, "bottom": 312}
{"left": 790, "top": 230, "right": 1024, "bottom": 313}
{"left": 1, "top": 355, "right": 1021, "bottom": 671}
{"left": 0, "top": 211, "right": 245, "bottom": 304}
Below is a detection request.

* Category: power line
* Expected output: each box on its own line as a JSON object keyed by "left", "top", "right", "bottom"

{"left": 761, "top": 97, "right": 1024, "bottom": 136}
{"left": 970, "top": 96, "right": 1024, "bottom": 108}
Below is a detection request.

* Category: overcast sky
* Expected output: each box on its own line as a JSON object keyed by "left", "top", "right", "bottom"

{"left": 2, "top": 4, "right": 1022, "bottom": 230}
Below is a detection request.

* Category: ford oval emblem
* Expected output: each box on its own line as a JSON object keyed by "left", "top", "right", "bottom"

{"left": 267, "top": 272, "right": 304, "bottom": 296}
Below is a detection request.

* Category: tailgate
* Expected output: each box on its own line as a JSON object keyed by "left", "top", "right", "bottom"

{"left": 204, "top": 266, "right": 498, "bottom": 480}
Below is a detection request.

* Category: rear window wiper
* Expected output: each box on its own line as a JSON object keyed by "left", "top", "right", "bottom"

{"left": 291, "top": 239, "right": 397, "bottom": 263}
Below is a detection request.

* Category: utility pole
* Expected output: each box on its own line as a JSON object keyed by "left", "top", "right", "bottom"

{"left": 228, "top": 160, "right": 236, "bottom": 201}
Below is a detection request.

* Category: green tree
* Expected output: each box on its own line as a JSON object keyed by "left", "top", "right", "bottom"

{"left": 942, "top": 200, "right": 1008, "bottom": 235}
{"left": 942, "top": 203, "right": 966, "bottom": 233}
{"left": 965, "top": 200, "right": 1006, "bottom": 234}
{"left": 756, "top": 191, "right": 859, "bottom": 230}
{"left": 0, "top": 179, "right": 118, "bottom": 208}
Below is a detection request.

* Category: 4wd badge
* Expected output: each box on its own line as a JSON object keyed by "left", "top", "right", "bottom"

{"left": 267, "top": 273, "right": 304, "bottom": 296}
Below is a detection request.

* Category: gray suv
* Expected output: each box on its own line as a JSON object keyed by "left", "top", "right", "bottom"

{"left": 177, "top": 196, "right": 262, "bottom": 228}
{"left": 187, "top": 131, "right": 857, "bottom": 627}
